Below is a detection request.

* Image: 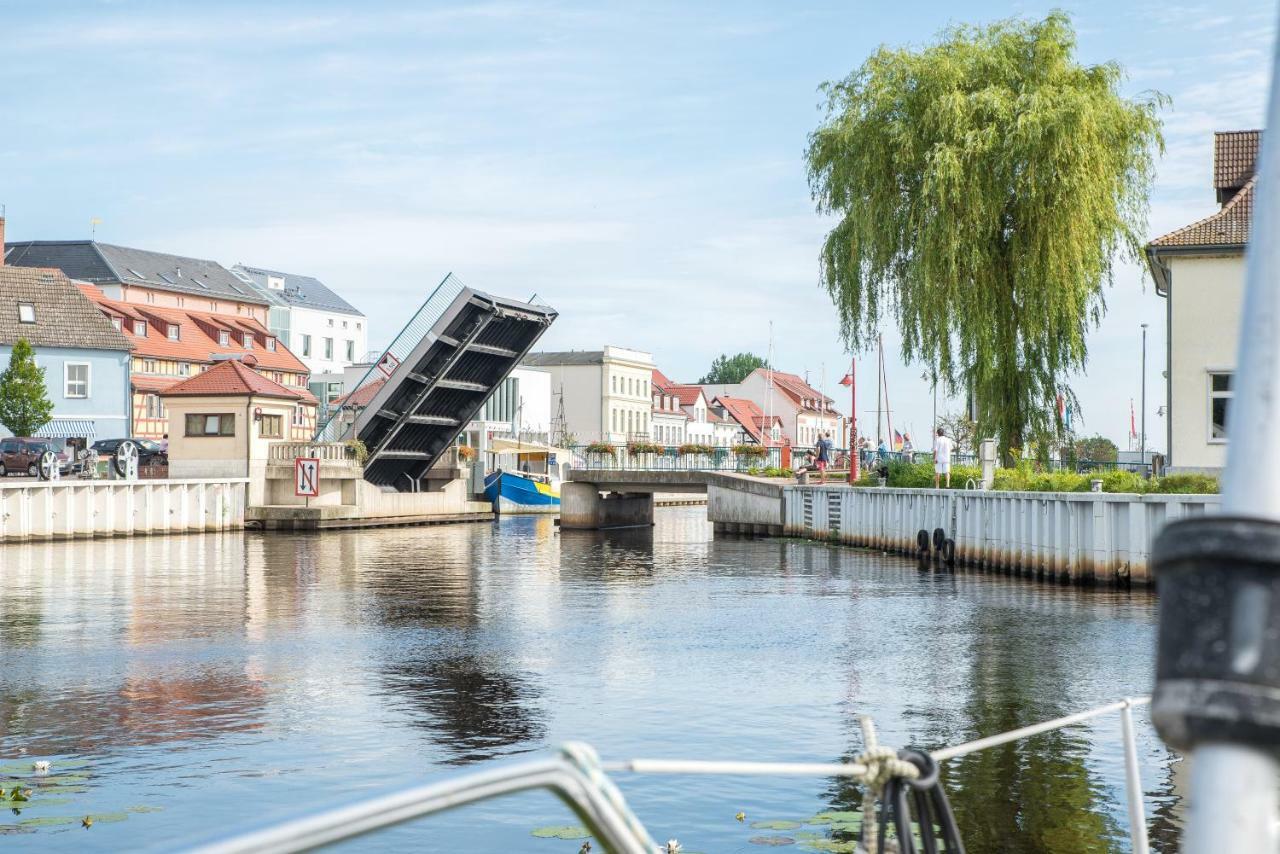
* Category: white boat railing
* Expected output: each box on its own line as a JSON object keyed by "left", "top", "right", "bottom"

{"left": 188, "top": 696, "right": 1154, "bottom": 854}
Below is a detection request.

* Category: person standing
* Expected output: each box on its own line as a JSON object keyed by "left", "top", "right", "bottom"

{"left": 933, "top": 427, "right": 954, "bottom": 488}
{"left": 815, "top": 432, "right": 832, "bottom": 484}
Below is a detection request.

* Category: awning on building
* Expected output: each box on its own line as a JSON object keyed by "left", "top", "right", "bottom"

{"left": 34, "top": 419, "right": 97, "bottom": 439}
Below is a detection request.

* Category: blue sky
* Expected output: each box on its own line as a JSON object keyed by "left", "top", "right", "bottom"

{"left": 2, "top": 0, "right": 1273, "bottom": 448}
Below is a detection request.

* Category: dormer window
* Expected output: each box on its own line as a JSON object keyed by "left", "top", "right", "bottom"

{"left": 111, "top": 316, "right": 122, "bottom": 331}
{"left": 242, "top": 332, "right": 253, "bottom": 348}
{"left": 167, "top": 323, "right": 180, "bottom": 341}
{"left": 266, "top": 337, "right": 276, "bottom": 352}
{"left": 218, "top": 330, "right": 230, "bottom": 347}
{"left": 134, "top": 320, "right": 147, "bottom": 337}
{"left": 17, "top": 303, "right": 35, "bottom": 324}
{"left": 267, "top": 275, "right": 285, "bottom": 290}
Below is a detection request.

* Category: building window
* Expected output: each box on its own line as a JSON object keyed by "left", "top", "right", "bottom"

{"left": 64, "top": 363, "right": 89, "bottom": 398}
{"left": 145, "top": 394, "right": 165, "bottom": 420}
{"left": 243, "top": 332, "right": 253, "bottom": 348}
{"left": 356, "top": 322, "right": 362, "bottom": 330}
{"left": 612, "top": 409, "right": 617, "bottom": 432}
{"left": 328, "top": 318, "right": 334, "bottom": 327}
{"left": 1210, "top": 371, "right": 1233, "bottom": 442}
{"left": 346, "top": 340, "right": 354, "bottom": 362}
{"left": 259, "top": 414, "right": 283, "bottom": 438}
{"left": 179, "top": 363, "right": 190, "bottom": 376}
{"left": 301, "top": 334, "right": 312, "bottom": 357}
{"left": 326, "top": 382, "right": 342, "bottom": 403}
{"left": 266, "top": 337, "right": 277, "bottom": 352}
{"left": 143, "top": 359, "right": 156, "bottom": 373}
{"left": 134, "top": 319, "right": 147, "bottom": 336}
{"left": 612, "top": 376, "right": 617, "bottom": 393}
{"left": 342, "top": 320, "right": 348, "bottom": 329}
{"left": 292, "top": 405, "right": 306, "bottom": 428}
{"left": 324, "top": 338, "right": 333, "bottom": 360}
{"left": 218, "top": 330, "right": 230, "bottom": 347}
{"left": 185, "top": 413, "right": 235, "bottom": 437}
{"left": 110, "top": 316, "right": 122, "bottom": 331}
{"left": 17, "top": 303, "right": 36, "bottom": 324}
{"left": 167, "top": 323, "right": 180, "bottom": 340}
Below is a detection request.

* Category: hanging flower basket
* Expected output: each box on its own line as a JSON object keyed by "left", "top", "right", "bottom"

{"left": 457, "top": 445, "right": 477, "bottom": 461}
{"left": 678, "top": 443, "right": 714, "bottom": 456}
{"left": 628, "top": 441, "right": 664, "bottom": 456}
{"left": 733, "top": 444, "right": 767, "bottom": 459}
{"left": 584, "top": 442, "right": 616, "bottom": 458}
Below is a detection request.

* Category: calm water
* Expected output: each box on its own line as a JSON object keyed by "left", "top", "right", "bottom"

{"left": 0, "top": 508, "right": 1181, "bottom": 852}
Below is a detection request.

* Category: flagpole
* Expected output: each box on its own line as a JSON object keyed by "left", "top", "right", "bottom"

{"left": 846, "top": 358, "right": 858, "bottom": 483}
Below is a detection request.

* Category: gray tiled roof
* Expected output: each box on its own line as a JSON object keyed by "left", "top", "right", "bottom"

{"left": 3, "top": 241, "right": 268, "bottom": 305}
{"left": 230, "top": 264, "right": 363, "bottom": 316}
{"left": 0, "top": 266, "right": 132, "bottom": 351}
{"left": 523, "top": 351, "right": 604, "bottom": 366}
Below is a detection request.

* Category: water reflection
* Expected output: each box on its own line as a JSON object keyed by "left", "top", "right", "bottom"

{"left": 0, "top": 510, "right": 1175, "bottom": 852}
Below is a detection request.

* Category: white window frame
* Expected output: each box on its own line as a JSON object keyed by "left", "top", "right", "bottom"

{"left": 243, "top": 332, "right": 253, "bottom": 348}
{"left": 301, "top": 334, "right": 312, "bottom": 357}
{"left": 292, "top": 405, "right": 306, "bottom": 428}
{"left": 17, "top": 303, "right": 36, "bottom": 323}
{"left": 218, "top": 330, "right": 230, "bottom": 347}
{"left": 134, "top": 319, "right": 147, "bottom": 337}
{"left": 324, "top": 337, "right": 333, "bottom": 360}
{"left": 1208, "top": 369, "right": 1233, "bottom": 444}
{"left": 64, "top": 362, "right": 90, "bottom": 398}
{"left": 167, "top": 323, "right": 180, "bottom": 340}
{"left": 266, "top": 337, "right": 277, "bottom": 352}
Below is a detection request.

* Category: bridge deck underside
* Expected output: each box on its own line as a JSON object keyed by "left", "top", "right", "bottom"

{"left": 355, "top": 290, "right": 556, "bottom": 490}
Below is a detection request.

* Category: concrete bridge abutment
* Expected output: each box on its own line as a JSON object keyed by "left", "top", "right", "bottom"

{"left": 560, "top": 481, "right": 655, "bottom": 530}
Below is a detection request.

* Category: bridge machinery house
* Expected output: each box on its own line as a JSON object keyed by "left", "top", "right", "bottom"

{"left": 78, "top": 285, "right": 317, "bottom": 441}
{"left": 0, "top": 261, "right": 131, "bottom": 443}
{"left": 1146, "top": 129, "right": 1259, "bottom": 474}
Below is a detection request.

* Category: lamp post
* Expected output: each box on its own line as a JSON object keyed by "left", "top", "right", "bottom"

{"left": 841, "top": 359, "right": 857, "bottom": 482}
{"left": 1140, "top": 323, "right": 1148, "bottom": 464}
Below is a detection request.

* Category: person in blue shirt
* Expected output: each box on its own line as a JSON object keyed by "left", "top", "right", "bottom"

{"left": 815, "top": 432, "right": 833, "bottom": 483}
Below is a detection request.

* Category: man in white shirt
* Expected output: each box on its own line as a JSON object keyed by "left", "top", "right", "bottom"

{"left": 933, "top": 427, "right": 954, "bottom": 488}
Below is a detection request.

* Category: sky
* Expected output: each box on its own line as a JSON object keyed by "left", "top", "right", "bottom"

{"left": 1, "top": 0, "right": 1273, "bottom": 450}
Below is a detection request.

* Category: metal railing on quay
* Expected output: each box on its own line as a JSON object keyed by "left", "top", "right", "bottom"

{"left": 564, "top": 444, "right": 788, "bottom": 472}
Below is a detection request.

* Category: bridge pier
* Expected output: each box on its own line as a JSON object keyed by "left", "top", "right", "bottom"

{"left": 560, "top": 482, "right": 655, "bottom": 530}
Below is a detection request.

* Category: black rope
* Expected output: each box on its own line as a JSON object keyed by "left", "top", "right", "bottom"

{"left": 873, "top": 750, "right": 965, "bottom": 854}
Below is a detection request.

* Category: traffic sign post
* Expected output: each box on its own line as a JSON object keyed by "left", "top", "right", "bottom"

{"left": 376, "top": 352, "right": 401, "bottom": 379}
{"left": 294, "top": 457, "right": 320, "bottom": 506}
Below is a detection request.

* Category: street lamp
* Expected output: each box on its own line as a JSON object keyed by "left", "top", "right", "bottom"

{"left": 1140, "top": 323, "right": 1148, "bottom": 463}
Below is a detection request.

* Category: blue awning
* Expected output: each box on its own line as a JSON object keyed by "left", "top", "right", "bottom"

{"left": 34, "top": 419, "right": 97, "bottom": 439}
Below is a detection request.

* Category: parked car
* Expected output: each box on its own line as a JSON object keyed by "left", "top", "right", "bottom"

{"left": 90, "top": 438, "right": 168, "bottom": 465}
{"left": 0, "top": 437, "right": 71, "bottom": 477}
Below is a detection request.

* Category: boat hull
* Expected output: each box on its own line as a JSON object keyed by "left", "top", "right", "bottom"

{"left": 484, "top": 470, "right": 560, "bottom": 515}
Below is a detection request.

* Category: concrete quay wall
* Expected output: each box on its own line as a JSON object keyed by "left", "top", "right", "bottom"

{"left": 0, "top": 478, "right": 249, "bottom": 543}
{"left": 784, "top": 486, "right": 1221, "bottom": 586}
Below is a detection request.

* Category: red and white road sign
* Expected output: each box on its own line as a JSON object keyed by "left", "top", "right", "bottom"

{"left": 376, "top": 351, "right": 401, "bottom": 378}
{"left": 294, "top": 457, "right": 320, "bottom": 497}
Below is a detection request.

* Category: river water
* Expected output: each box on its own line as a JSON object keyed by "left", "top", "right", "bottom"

{"left": 1, "top": 508, "right": 1180, "bottom": 852}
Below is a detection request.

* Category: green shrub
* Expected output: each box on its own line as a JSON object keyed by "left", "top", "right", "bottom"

{"left": 1152, "top": 473, "right": 1220, "bottom": 494}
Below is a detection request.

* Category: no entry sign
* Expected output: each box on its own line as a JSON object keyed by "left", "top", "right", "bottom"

{"left": 295, "top": 457, "right": 320, "bottom": 497}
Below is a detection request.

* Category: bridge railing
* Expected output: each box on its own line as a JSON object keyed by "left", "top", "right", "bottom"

{"left": 566, "top": 444, "right": 788, "bottom": 472}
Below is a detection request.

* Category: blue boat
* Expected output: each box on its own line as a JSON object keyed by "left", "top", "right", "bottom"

{"left": 483, "top": 469, "right": 561, "bottom": 514}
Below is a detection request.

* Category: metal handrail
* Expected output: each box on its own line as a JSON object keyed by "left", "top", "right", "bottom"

{"left": 191, "top": 697, "right": 1153, "bottom": 854}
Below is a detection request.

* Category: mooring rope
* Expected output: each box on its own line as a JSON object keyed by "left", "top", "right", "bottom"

{"left": 854, "top": 716, "right": 920, "bottom": 852}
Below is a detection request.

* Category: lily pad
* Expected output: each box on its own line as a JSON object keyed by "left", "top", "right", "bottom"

{"left": 752, "top": 820, "right": 802, "bottom": 830}
{"left": 127, "top": 805, "right": 164, "bottom": 814}
{"left": 806, "top": 811, "right": 861, "bottom": 825}
{"left": 749, "top": 836, "right": 796, "bottom": 846}
{"left": 0, "top": 824, "right": 35, "bottom": 835}
{"left": 800, "top": 840, "right": 859, "bottom": 853}
{"left": 86, "top": 812, "right": 129, "bottom": 824}
{"left": 17, "top": 815, "right": 79, "bottom": 827}
{"left": 531, "top": 825, "right": 591, "bottom": 840}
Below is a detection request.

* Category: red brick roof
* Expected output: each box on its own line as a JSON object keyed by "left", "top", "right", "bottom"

{"left": 159, "top": 359, "right": 303, "bottom": 400}
{"left": 751, "top": 368, "right": 838, "bottom": 414}
{"left": 336, "top": 376, "right": 386, "bottom": 408}
{"left": 1151, "top": 130, "right": 1260, "bottom": 250}
{"left": 79, "top": 284, "right": 309, "bottom": 374}
{"left": 714, "top": 395, "right": 782, "bottom": 444}
{"left": 131, "top": 375, "right": 182, "bottom": 393}
{"left": 1215, "top": 130, "right": 1261, "bottom": 190}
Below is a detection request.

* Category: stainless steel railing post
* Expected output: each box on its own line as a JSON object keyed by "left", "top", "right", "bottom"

{"left": 1119, "top": 699, "right": 1150, "bottom": 854}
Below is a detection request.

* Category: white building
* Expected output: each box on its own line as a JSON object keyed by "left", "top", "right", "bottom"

{"left": 651, "top": 370, "right": 689, "bottom": 445}
{"left": 467, "top": 366, "right": 552, "bottom": 444}
{"left": 523, "top": 346, "right": 655, "bottom": 444}
{"left": 1146, "top": 130, "right": 1256, "bottom": 474}
{"left": 231, "top": 265, "right": 367, "bottom": 381}
{"left": 704, "top": 368, "right": 842, "bottom": 449}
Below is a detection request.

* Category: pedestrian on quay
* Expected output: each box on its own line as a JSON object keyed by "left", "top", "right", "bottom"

{"left": 901, "top": 433, "right": 914, "bottom": 459}
{"left": 933, "top": 427, "right": 954, "bottom": 489}
{"left": 815, "top": 432, "right": 832, "bottom": 484}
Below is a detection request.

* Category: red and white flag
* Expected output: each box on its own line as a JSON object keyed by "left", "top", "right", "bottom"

{"left": 1130, "top": 399, "right": 1137, "bottom": 439}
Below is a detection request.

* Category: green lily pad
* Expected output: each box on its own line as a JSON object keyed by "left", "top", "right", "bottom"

{"left": 0, "top": 824, "right": 36, "bottom": 835}
{"left": 800, "top": 840, "right": 859, "bottom": 853}
{"left": 0, "top": 760, "right": 87, "bottom": 776}
{"left": 752, "top": 820, "right": 802, "bottom": 830}
{"left": 86, "top": 812, "right": 129, "bottom": 824}
{"left": 531, "top": 825, "right": 591, "bottom": 840}
{"left": 806, "top": 811, "right": 861, "bottom": 825}
{"left": 17, "top": 815, "right": 79, "bottom": 827}
{"left": 750, "top": 837, "right": 796, "bottom": 846}
{"left": 127, "top": 805, "right": 164, "bottom": 814}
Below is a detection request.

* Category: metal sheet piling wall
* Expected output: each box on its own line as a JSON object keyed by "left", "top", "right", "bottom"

{"left": 0, "top": 479, "right": 249, "bottom": 543}
{"left": 783, "top": 487, "right": 1221, "bottom": 585}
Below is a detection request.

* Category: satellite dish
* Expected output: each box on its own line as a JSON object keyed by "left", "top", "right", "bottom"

{"left": 114, "top": 441, "right": 138, "bottom": 478}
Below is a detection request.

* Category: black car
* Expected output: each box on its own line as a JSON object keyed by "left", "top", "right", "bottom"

{"left": 90, "top": 438, "right": 167, "bottom": 464}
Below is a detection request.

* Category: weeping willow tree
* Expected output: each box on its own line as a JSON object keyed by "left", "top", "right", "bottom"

{"left": 806, "top": 12, "right": 1164, "bottom": 462}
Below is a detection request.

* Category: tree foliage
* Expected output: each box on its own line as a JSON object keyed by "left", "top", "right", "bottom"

{"left": 806, "top": 12, "right": 1164, "bottom": 463}
{"left": 0, "top": 339, "right": 54, "bottom": 437}
{"left": 698, "top": 352, "right": 769, "bottom": 385}
{"left": 1073, "top": 433, "right": 1119, "bottom": 462}
{"left": 936, "top": 410, "right": 978, "bottom": 456}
